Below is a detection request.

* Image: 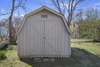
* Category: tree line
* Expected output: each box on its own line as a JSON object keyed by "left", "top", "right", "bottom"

{"left": 71, "top": 8, "right": 100, "bottom": 41}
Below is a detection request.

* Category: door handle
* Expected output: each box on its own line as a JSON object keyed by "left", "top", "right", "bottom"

{"left": 43, "top": 36, "right": 46, "bottom": 39}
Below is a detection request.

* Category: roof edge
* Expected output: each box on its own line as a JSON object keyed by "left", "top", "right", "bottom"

{"left": 17, "top": 6, "right": 71, "bottom": 36}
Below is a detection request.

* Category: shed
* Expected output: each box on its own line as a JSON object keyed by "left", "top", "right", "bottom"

{"left": 17, "top": 6, "right": 71, "bottom": 58}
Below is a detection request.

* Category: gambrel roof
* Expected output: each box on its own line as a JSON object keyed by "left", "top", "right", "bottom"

{"left": 17, "top": 6, "right": 71, "bottom": 36}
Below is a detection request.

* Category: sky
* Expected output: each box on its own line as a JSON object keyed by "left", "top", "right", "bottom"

{"left": 0, "top": 0, "right": 100, "bottom": 20}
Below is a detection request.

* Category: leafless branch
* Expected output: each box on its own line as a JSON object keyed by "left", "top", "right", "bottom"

{"left": 8, "top": 0, "right": 28, "bottom": 43}
{"left": 0, "top": 12, "right": 10, "bottom": 16}
{"left": 51, "top": 0, "right": 85, "bottom": 26}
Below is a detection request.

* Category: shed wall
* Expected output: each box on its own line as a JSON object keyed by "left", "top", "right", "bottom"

{"left": 17, "top": 10, "right": 71, "bottom": 58}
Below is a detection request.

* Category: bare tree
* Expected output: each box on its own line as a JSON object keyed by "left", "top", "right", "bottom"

{"left": 85, "top": 8, "right": 99, "bottom": 21}
{"left": 8, "top": 0, "right": 27, "bottom": 44}
{"left": 76, "top": 9, "right": 84, "bottom": 23}
{"left": 51, "top": 0, "right": 84, "bottom": 26}
{"left": 8, "top": 0, "right": 16, "bottom": 43}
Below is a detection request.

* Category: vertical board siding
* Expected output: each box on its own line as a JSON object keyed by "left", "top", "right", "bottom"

{"left": 17, "top": 10, "right": 71, "bottom": 58}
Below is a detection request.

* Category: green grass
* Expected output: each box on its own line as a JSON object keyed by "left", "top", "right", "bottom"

{"left": 71, "top": 42, "right": 100, "bottom": 57}
{"left": 0, "top": 51, "right": 7, "bottom": 60}
{"left": 71, "top": 42, "right": 100, "bottom": 67}
{"left": 0, "top": 40, "right": 100, "bottom": 67}
{"left": 0, "top": 46, "right": 31, "bottom": 67}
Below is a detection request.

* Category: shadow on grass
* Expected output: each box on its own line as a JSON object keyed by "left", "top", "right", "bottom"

{"left": 20, "top": 48, "right": 100, "bottom": 67}
{"left": 0, "top": 51, "right": 7, "bottom": 61}
{"left": 72, "top": 40, "right": 100, "bottom": 43}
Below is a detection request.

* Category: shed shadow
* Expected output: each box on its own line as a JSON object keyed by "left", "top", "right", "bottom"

{"left": 20, "top": 48, "right": 100, "bottom": 67}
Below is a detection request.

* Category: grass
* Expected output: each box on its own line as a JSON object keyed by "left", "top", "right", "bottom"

{"left": 0, "top": 51, "right": 7, "bottom": 60}
{"left": 0, "top": 40, "right": 100, "bottom": 67}
{"left": 71, "top": 42, "right": 100, "bottom": 67}
{"left": 0, "top": 46, "right": 31, "bottom": 67}
{"left": 71, "top": 42, "right": 100, "bottom": 56}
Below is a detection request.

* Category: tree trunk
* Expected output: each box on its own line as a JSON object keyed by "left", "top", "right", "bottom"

{"left": 9, "top": 0, "right": 15, "bottom": 44}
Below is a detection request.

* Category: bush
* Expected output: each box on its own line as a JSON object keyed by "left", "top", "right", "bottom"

{"left": 79, "top": 21, "right": 100, "bottom": 39}
{"left": 0, "top": 42, "right": 8, "bottom": 50}
{"left": 10, "top": 41, "right": 17, "bottom": 45}
{"left": 0, "top": 51, "right": 7, "bottom": 60}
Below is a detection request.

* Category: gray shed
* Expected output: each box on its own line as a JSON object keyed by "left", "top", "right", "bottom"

{"left": 17, "top": 6, "right": 71, "bottom": 58}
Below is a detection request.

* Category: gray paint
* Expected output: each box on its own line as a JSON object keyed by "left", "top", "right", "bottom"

{"left": 17, "top": 7, "right": 71, "bottom": 58}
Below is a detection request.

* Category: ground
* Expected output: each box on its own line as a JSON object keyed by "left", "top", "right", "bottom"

{"left": 0, "top": 46, "right": 31, "bottom": 67}
{"left": 0, "top": 39, "right": 100, "bottom": 67}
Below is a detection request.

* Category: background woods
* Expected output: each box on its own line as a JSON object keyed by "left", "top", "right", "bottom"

{"left": 71, "top": 8, "right": 100, "bottom": 41}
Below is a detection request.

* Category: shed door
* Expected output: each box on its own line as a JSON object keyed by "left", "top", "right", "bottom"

{"left": 41, "top": 14, "right": 65, "bottom": 56}
{"left": 41, "top": 15, "right": 47, "bottom": 54}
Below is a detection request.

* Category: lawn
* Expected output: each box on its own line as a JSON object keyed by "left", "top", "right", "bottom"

{"left": 71, "top": 42, "right": 100, "bottom": 57}
{"left": 0, "top": 40, "right": 100, "bottom": 67}
{"left": 0, "top": 46, "right": 31, "bottom": 67}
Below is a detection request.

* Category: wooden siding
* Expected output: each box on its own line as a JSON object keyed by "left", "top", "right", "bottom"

{"left": 17, "top": 10, "right": 71, "bottom": 58}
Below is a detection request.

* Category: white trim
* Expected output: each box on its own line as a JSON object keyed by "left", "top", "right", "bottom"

{"left": 17, "top": 6, "right": 71, "bottom": 36}
{"left": 61, "top": 16, "right": 71, "bottom": 34}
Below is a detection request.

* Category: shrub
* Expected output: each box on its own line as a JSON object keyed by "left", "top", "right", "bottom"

{"left": 0, "top": 43, "right": 8, "bottom": 50}
{"left": 0, "top": 51, "right": 7, "bottom": 60}
{"left": 10, "top": 41, "right": 17, "bottom": 45}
